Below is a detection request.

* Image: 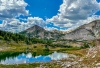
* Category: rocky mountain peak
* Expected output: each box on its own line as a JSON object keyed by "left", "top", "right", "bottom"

{"left": 63, "top": 20, "right": 100, "bottom": 40}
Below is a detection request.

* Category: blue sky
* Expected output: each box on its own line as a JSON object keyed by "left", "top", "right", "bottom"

{"left": 25, "top": 0, "right": 62, "bottom": 19}
{"left": 0, "top": 20, "right": 2, "bottom": 24}
{"left": 96, "top": 0, "right": 100, "bottom": 15}
{"left": 22, "top": 0, "right": 64, "bottom": 30}
{"left": 0, "top": 0, "right": 100, "bottom": 32}
{"left": 24, "top": 0, "right": 100, "bottom": 20}
{"left": 97, "top": 0, "right": 100, "bottom": 2}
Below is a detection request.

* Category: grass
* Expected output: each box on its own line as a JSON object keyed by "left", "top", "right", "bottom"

{"left": 0, "top": 40, "right": 99, "bottom": 68}
{"left": 65, "top": 49, "right": 88, "bottom": 56}
{"left": 0, "top": 47, "right": 99, "bottom": 68}
{"left": 0, "top": 40, "right": 87, "bottom": 58}
{"left": 0, "top": 63, "right": 40, "bottom": 68}
{"left": 0, "top": 62, "right": 64, "bottom": 68}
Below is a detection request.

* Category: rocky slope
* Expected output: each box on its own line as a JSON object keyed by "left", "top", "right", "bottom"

{"left": 63, "top": 20, "right": 100, "bottom": 40}
{"left": 20, "top": 25, "right": 65, "bottom": 40}
{"left": 20, "top": 20, "right": 100, "bottom": 41}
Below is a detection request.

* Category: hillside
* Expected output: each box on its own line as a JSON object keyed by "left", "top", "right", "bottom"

{"left": 20, "top": 25, "right": 65, "bottom": 40}
{"left": 0, "top": 30, "right": 48, "bottom": 45}
{"left": 0, "top": 30, "right": 27, "bottom": 42}
{"left": 63, "top": 20, "right": 100, "bottom": 40}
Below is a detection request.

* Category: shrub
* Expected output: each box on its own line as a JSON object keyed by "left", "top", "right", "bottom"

{"left": 81, "top": 42, "right": 89, "bottom": 49}
{"left": 33, "top": 46, "right": 37, "bottom": 48}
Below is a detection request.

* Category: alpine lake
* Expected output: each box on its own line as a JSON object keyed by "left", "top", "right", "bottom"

{"left": 0, "top": 51, "right": 69, "bottom": 65}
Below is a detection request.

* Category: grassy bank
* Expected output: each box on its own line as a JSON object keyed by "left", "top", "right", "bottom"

{"left": 0, "top": 40, "right": 98, "bottom": 68}
{"left": 0, "top": 63, "right": 40, "bottom": 68}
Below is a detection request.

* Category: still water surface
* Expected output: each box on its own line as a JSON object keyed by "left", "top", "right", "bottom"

{"left": 0, "top": 51, "right": 68, "bottom": 65}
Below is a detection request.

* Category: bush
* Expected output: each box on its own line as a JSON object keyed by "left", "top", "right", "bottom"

{"left": 33, "top": 46, "right": 37, "bottom": 48}
{"left": 81, "top": 42, "right": 89, "bottom": 49}
{"left": 43, "top": 48, "right": 50, "bottom": 52}
{"left": 0, "top": 36, "right": 3, "bottom": 40}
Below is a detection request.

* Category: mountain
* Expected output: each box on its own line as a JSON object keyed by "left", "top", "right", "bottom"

{"left": 20, "top": 20, "right": 100, "bottom": 41}
{"left": 63, "top": 20, "right": 100, "bottom": 40}
{"left": 20, "top": 25, "right": 65, "bottom": 40}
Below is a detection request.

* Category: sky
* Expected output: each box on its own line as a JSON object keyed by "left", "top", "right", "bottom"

{"left": 0, "top": 0, "right": 100, "bottom": 33}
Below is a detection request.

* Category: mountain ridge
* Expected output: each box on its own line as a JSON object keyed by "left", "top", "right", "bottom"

{"left": 63, "top": 20, "right": 100, "bottom": 40}
{"left": 20, "top": 20, "right": 100, "bottom": 41}
{"left": 20, "top": 25, "right": 65, "bottom": 40}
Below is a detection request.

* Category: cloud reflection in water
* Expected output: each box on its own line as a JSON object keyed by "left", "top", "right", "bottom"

{"left": 0, "top": 52, "right": 68, "bottom": 64}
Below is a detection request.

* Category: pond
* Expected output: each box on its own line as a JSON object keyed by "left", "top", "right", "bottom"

{"left": 0, "top": 51, "right": 68, "bottom": 65}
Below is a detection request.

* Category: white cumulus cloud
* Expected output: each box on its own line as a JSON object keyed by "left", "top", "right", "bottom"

{"left": 0, "top": 0, "right": 28, "bottom": 20}
{"left": 0, "top": 17, "right": 46, "bottom": 32}
{"left": 0, "top": 0, "right": 100, "bottom": 32}
{"left": 47, "top": 0, "right": 100, "bottom": 30}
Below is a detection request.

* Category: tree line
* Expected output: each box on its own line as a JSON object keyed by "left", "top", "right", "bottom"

{"left": 0, "top": 30, "right": 52, "bottom": 45}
